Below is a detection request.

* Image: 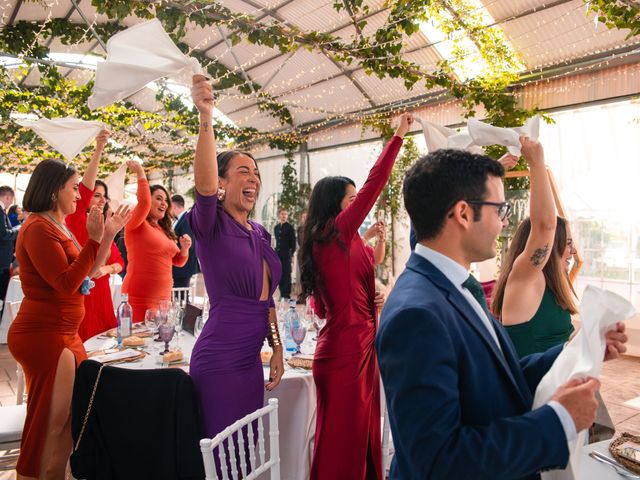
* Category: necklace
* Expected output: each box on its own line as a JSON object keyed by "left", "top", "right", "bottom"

{"left": 42, "top": 213, "right": 81, "bottom": 252}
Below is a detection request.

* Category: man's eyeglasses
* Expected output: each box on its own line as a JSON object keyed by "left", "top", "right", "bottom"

{"left": 466, "top": 201, "right": 511, "bottom": 221}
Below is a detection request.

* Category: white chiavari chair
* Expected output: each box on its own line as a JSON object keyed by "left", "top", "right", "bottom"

{"left": 200, "top": 398, "right": 280, "bottom": 480}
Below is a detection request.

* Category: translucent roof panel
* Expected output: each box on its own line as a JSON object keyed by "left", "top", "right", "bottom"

{"left": 0, "top": 0, "right": 637, "bottom": 137}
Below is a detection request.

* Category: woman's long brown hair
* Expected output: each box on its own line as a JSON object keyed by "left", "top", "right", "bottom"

{"left": 491, "top": 216, "right": 577, "bottom": 319}
{"left": 148, "top": 185, "right": 177, "bottom": 241}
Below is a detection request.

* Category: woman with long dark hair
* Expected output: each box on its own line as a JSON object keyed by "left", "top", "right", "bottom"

{"left": 122, "top": 161, "right": 191, "bottom": 322}
{"left": 491, "top": 138, "right": 577, "bottom": 357}
{"left": 65, "top": 131, "right": 126, "bottom": 339}
{"left": 299, "top": 113, "right": 413, "bottom": 480}
{"left": 187, "top": 75, "right": 284, "bottom": 451}
{"left": 8, "top": 159, "right": 130, "bottom": 479}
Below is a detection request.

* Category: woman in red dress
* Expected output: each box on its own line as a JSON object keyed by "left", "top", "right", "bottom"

{"left": 66, "top": 131, "right": 127, "bottom": 340}
{"left": 299, "top": 113, "right": 413, "bottom": 480}
{"left": 8, "top": 159, "right": 130, "bottom": 479}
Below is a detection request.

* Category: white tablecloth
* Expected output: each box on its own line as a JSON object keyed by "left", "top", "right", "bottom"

{"left": 84, "top": 331, "right": 316, "bottom": 480}
{"left": 0, "top": 275, "right": 123, "bottom": 344}
{"left": 578, "top": 439, "right": 632, "bottom": 480}
{"left": 0, "top": 277, "right": 22, "bottom": 343}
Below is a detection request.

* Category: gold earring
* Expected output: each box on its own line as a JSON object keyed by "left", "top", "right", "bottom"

{"left": 217, "top": 187, "right": 226, "bottom": 201}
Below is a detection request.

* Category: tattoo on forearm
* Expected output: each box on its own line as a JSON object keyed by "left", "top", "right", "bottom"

{"left": 530, "top": 244, "right": 550, "bottom": 266}
{"left": 201, "top": 121, "right": 209, "bottom": 131}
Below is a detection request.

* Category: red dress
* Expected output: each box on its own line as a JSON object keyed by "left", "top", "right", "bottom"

{"left": 8, "top": 215, "right": 98, "bottom": 476}
{"left": 67, "top": 183, "right": 124, "bottom": 341}
{"left": 310, "top": 136, "right": 402, "bottom": 480}
{"left": 77, "top": 243, "right": 124, "bottom": 341}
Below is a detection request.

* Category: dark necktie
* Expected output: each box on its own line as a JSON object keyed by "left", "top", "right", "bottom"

{"left": 462, "top": 274, "right": 491, "bottom": 319}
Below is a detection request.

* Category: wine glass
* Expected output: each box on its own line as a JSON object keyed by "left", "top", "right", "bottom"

{"left": 194, "top": 315, "right": 204, "bottom": 339}
{"left": 290, "top": 322, "right": 307, "bottom": 355}
{"left": 158, "top": 317, "right": 175, "bottom": 354}
{"left": 313, "top": 315, "right": 326, "bottom": 340}
{"left": 171, "top": 304, "right": 184, "bottom": 349}
{"left": 158, "top": 299, "right": 170, "bottom": 319}
{"left": 144, "top": 309, "right": 158, "bottom": 334}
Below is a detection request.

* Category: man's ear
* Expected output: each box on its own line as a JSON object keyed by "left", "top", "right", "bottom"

{"left": 449, "top": 200, "right": 473, "bottom": 231}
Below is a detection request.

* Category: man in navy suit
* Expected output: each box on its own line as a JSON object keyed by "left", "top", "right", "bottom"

{"left": 376, "top": 148, "right": 627, "bottom": 479}
{"left": 171, "top": 195, "right": 198, "bottom": 289}
{"left": 0, "top": 186, "right": 18, "bottom": 306}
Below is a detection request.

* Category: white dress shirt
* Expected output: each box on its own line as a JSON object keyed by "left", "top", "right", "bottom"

{"left": 172, "top": 211, "right": 185, "bottom": 230}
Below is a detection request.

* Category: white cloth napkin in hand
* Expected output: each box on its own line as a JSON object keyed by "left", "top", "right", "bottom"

{"left": 416, "top": 118, "right": 483, "bottom": 154}
{"left": 16, "top": 117, "right": 104, "bottom": 162}
{"left": 88, "top": 18, "right": 203, "bottom": 110}
{"left": 467, "top": 115, "right": 540, "bottom": 156}
{"left": 533, "top": 285, "right": 635, "bottom": 480}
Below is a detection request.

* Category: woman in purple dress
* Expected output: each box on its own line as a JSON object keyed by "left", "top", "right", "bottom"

{"left": 187, "top": 74, "right": 284, "bottom": 441}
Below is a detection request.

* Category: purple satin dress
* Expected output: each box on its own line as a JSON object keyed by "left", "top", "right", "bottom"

{"left": 187, "top": 192, "right": 281, "bottom": 438}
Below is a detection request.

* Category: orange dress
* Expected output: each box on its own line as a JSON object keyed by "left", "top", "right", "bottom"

{"left": 8, "top": 214, "right": 99, "bottom": 477}
{"left": 122, "top": 178, "right": 187, "bottom": 322}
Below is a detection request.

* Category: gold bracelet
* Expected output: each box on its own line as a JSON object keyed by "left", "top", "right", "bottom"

{"left": 267, "top": 322, "right": 281, "bottom": 348}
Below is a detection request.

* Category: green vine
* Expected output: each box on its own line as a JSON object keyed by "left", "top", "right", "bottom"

{"left": 277, "top": 149, "right": 310, "bottom": 226}
{"left": 585, "top": 0, "right": 640, "bottom": 39}
{"left": 0, "top": 0, "right": 629, "bottom": 174}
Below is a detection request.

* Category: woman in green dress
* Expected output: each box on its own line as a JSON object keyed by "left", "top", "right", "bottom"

{"left": 491, "top": 138, "right": 578, "bottom": 358}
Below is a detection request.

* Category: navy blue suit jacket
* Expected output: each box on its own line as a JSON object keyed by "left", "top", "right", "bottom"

{"left": 376, "top": 253, "right": 569, "bottom": 480}
{"left": 0, "top": 209, "right": 17, "bottom": 269}
{"left": 172, "top": 212, "right": 198, "bottom": 280}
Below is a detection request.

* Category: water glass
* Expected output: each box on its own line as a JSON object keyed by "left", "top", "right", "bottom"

{"left": 194, "top": 315, "right": 204, "bottom": 339}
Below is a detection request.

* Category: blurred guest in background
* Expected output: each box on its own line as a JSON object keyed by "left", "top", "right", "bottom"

{"left": 274, "top": 208, "right": 296, "bottom": 299}
{"left": 171, "top": 194, "right": 198, "bottom": 289}
{"left": 0, "top": 186, "right": 18, "bottom": 306}
{"left": 7, "top": 205, "right": 24, "bottom": 227}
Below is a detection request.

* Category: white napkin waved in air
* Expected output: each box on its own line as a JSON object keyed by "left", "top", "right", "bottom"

{"left": 467, "top": 115, "right": 540, "bottom": 156}
{"left": 88, "top": 18, "right": 203, "bottom": 110}
{"left": 416, "top": 118, "right": 484, "bottom": 154}
{"left": 533, "top": 285, "right": 635, "bottom": 480}
{"left": 16, "top": 117, "right": 104, "bottom": 162}
{"left": 104, "top": 162, "right": 128, "bottom": 210}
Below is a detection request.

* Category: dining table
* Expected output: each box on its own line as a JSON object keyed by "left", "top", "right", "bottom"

{"left": 0, "top": 274, "right": 123, "bottom": 344}
{"left": 84, "top": 326, "right": 317, "bottom": 480}
{"left": 579, "top": 438, "right": 640, "bottom": 480}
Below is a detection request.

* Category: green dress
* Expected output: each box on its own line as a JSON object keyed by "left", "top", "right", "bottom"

{"left": 504, "top": 287, "right": 575, "bottom": 358}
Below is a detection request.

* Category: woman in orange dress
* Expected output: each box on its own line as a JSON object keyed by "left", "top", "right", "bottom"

{"left": 65, "top": 131, "right": 126, "bottom": 340}
{"left": 121, "top": 161, "right": 191, "bottom": 322}
{"left": 8, "top": 159, "right": 130, "bottom": 479}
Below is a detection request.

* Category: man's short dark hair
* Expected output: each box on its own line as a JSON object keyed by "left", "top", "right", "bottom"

{"left": 0, "top": 186, "right": 14, "bottom": 198}
{"left": 171, "top": 194, "right": 185, "bottom": 208}
{"left": 403, "top": 149, "right": 504, "bottom": 242}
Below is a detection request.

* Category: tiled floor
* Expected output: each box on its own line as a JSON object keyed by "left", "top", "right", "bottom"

{"left": 0, "top": 349, "right": 638, "bottom": 478}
